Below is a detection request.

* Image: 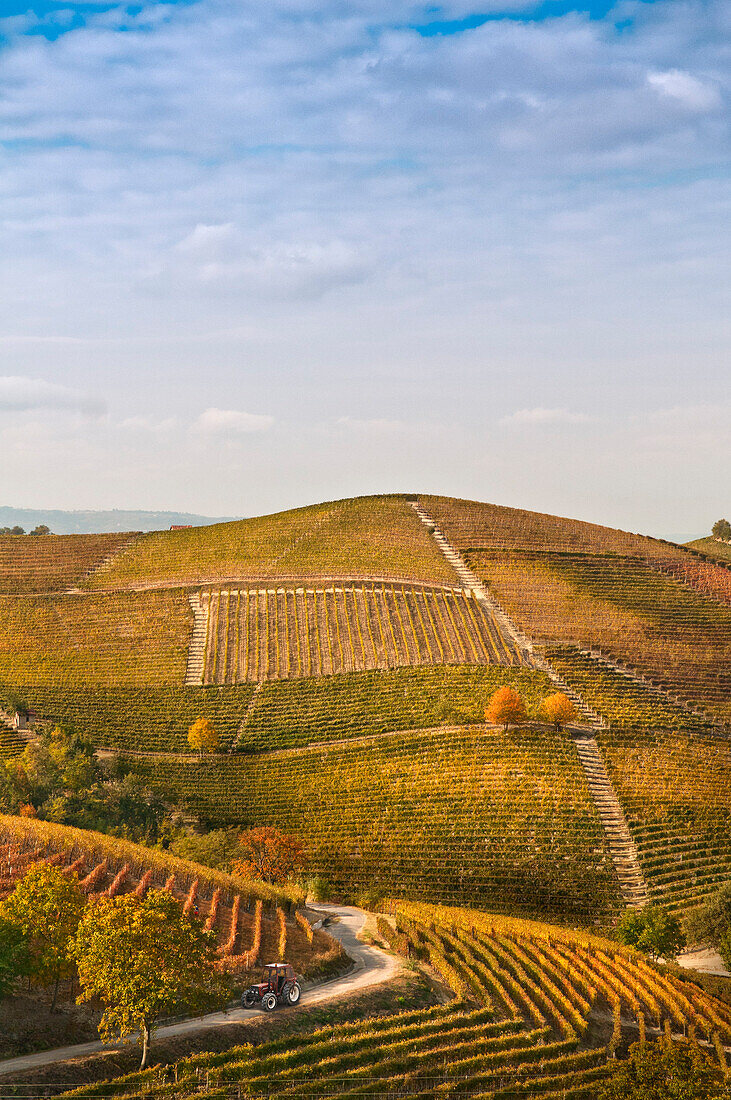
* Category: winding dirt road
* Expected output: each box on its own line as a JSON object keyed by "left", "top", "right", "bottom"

{"left": 0, "top": 905, "right": 399, "bottom": 1078}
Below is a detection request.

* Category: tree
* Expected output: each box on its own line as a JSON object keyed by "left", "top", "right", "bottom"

{"left": 10, "top": 526, "right": 25, "bottom": 536}
{"left": 72, "top": 890, "right": 225, "bottom": 1068}
{"left": 485, "top": 687, "right": 527, "bottom": 731}
{"left": 233, "top": 827, "right": 305, "bottom": 884}
{"left": 1, "top": 862, "right": 85, "bottom": 1009}
{"left": 187, "top": 718, "right": 219, "bottom": 757}
{"left": 712, "top": 519, "right": 731, "bottom": 542}
{"left": 0, "top": 726, "right": 170, "bottom": 842}
{"left": 598, "top": 1038, "right": 730, "bottom": 1100}
{"left": 539, "top": 692, "right": 578, "bottom": 730}
{"left": 616, "top": 905, "right": 686, "bottom": 961}
{"left": 29, "top": 525, "right": 51, "bottom": 536}
{"left": 0, "top": 916, "right": 30, "bottom": 1000}
{"left": 685, "top": 884, "right": 731, "bottom": 971}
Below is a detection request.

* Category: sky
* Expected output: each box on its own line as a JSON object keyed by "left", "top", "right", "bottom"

{"left": 0, "top": 0, "right": 728, "bottom": 539}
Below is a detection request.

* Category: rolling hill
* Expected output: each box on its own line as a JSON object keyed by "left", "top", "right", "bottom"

{"left": 1, "top": 492, "right": 730, "bottom": 1099}
{"left": 0, "top": 492, "right": 728, "bottom": 923}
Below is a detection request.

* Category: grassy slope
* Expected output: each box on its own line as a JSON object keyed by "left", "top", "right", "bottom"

{"left": 85, "top": 496, "right": 455, "bottom": 589}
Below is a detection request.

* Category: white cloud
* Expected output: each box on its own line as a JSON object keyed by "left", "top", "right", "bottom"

{"left": 194, "top": 407, "right": 275, "bottom": 434}
{"left": 0, "top": 376, "right": 104, "bottom": 416}
{"left": 500, "top": 407, "right": 593, "bottom": 427}
{"left": 647, "top": 70, "right": 721, "bottom": 112}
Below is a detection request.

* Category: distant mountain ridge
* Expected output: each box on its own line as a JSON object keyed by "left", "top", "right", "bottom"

{"left": 0, "top": 507, "right": 238, "bottom": 535}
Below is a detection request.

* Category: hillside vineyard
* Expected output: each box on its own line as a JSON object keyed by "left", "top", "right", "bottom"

{"left": 0, "top": 493, "right": 729, "bottom": 919}
{"left": 0, "top": 816, "right": 343, "bottom": 979}
{"left": 52, "top": 902, "right": 731, "bottom": 1100}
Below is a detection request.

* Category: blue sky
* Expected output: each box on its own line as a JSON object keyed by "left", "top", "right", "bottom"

{"left": 0, "top": 0, "right": 728, "bottom": 537}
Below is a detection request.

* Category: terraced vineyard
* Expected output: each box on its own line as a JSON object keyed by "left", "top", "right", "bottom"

{"left": 0, "top": 532, "right": 137, "bottom": 594}
{"left": 655, "top": 557, "right": 731, "bottom": 606}
{"left": 127, "top": 723, "right": 619, "bottom": 918}
{"left": 465, "top": 550, "right": 731, "bottom": 723}
{"left": 544, "top": 646, "right": 714, "bottom": 732}
{"left": 0, "top": 683, "right": 256, "bottom": 754}
{"left": 237, "top": 665, "right": 553, "bottom": 753}
{"left": 424, "top": 494, "right": 688, "bottom": 562}
{"left": 202, "top": 583, "right": 525, "bottom": 684}
{"left": 688, "top": 536, "right": 731, "bottom": 564}
{"left": 85, "top": 496, "right": 455, "bottom": 590}
{"left": 59, "top": 901, "right": 731, "bottom": 1100}
{"left": 597, "top": 730, "right": 731, "bottom": 915}
{"left": 0, "top": 815, "right": 342, "bottom": 978}
{"left": 0, "top": 721, "right": 26, "bottom": 758}
{"left": 0, "top": 590, "right": 190, "bottom": 687}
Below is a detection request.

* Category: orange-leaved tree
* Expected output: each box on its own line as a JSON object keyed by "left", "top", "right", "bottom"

{"left": 233, "top": 827, "right": 305, "bottom": 885}
{"left": 485, "top": 686, "right": 527, "bottom": 731}
{"left": 540, "top": 692, "right": 578, "bottom": 731}
{"left": 188, "top": 718, "right": 219, "bottom": 757}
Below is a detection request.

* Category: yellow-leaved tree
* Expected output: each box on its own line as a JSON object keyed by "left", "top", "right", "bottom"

{"left": 485, "top": 686, "right": 527, "bottom": 732}
{"left": 2, "top": 863, "right": 86, "bottom": 1009}
{"left": 540, "top": 692, "right": 578, "bottom": 731}
{"left": 188, "top": 717, "right": 219, "bottom": 757}
{"left": 72, "top": 889, "right": 225, "bottom": 1068}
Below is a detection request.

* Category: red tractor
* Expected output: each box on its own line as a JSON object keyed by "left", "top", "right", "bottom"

{"left": 241, "top": 963, "right": 302, "bottom": 1011}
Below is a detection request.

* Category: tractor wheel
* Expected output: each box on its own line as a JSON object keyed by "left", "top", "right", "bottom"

{"left": 262, "top": 991, "right": 277, "bottom": 1012}
{"left": 243, "top": 990, "right": 257, "bottom": 1008}
{"left": 287, "top": 982, "right": 301, "bottom": 1006}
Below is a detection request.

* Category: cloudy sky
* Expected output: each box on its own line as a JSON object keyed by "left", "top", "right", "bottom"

{"left": 0, "top": 0, "right": 728, "bottom": 537}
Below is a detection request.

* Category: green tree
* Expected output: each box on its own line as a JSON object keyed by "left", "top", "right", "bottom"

{"left": 72, "top": 889, "right": 225, "bottom": 1068}
{"left": 712, "top": 518, "right": 731, "bottom": 542}
{"left": 0, "top": 916, "right": 30, "bottom": 999}
{"left": 685, "top": 884, "right": 731, "bottom": 972}
{"left": 598, "top": 1038, "right": 730, "bottom": 1100}
{"left": 29, "top": 525, "right": 51, "bottom": 536}
{"left": 616, "top": 905, "right": 686, "bottom": 961}
{"left": 1, "top": 862, "right": 85, "bottom": 1009}
{"left": 0, "top": 726, "right": 170, "bottom": 842}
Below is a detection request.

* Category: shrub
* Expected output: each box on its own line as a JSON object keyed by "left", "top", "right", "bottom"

{"left": 616, "top": 905, "right": 686, "bottom": 961}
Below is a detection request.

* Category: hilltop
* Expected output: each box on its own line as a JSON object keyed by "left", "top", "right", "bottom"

{"left": 0, "top": 491, "right": 728, "bottom": 923}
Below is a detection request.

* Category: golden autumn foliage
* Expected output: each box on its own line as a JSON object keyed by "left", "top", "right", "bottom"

{"left": 485, "top": 686, "right": 527, "bottom": 731}
{"left": 232, "top": 827, "right": 306, "bottom": 885}
{"left": 72, "top": 890, "right": 225, "bottom": 1069}
{"left": 187, "top": 717, "right": 219, "bottom": 756}
{"left": 540, "top": 692, "right": 578, "bottom": 730}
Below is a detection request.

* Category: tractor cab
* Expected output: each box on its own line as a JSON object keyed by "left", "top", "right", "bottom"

{"left": 243, "top": 963, "right": 301, "bottom": 1010}
{"left": 260, "top": 963, "right": 295, "bottom": 995}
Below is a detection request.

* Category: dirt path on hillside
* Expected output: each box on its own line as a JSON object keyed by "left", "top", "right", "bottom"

{"left": 0, "top": 906, "right": 399, "bottom": 1078}
{"left": 677, "top": 947, "right": 730, "bottom": 977}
